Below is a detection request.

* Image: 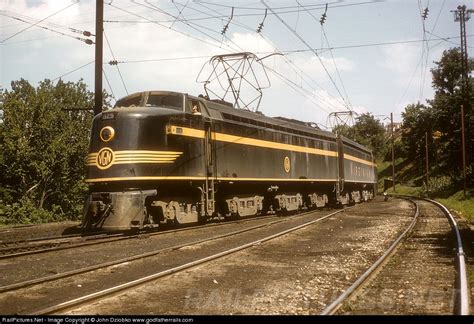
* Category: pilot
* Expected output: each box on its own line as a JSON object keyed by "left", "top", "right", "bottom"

{"left": 192, "top": 103, "right": 202, "bottom": 115}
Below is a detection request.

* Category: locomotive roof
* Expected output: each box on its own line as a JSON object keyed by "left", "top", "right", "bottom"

{"left": 199, "top": 96, "right": 337, "bottom": 142}
{"left": 114, "top": 91, "right": 372, "bottom": 153}
{"left": 340, "top": 136, "right": 373, "bottom": 154}
{"left": 201, "top": 97, "right": 372, "bottom": 154}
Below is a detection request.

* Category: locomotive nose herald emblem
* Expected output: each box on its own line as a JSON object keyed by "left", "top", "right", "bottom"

{"left": 96, "top": 147, "right": 114, "bottom": 169}
{"left": 284, "top": 156, "right": 291, "bottom": 173}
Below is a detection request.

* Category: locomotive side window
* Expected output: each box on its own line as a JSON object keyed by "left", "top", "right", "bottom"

{"left": 146, "top": 94, "right": 184, "bottom": 110}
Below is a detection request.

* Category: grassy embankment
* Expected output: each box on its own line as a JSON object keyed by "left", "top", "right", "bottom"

{"left": 377, "top": 160, "right": 474, "bottom": 223}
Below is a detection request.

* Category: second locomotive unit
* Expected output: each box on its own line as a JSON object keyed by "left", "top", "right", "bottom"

{"left": 83, "top": 90, "right": 377, "bottom": 230}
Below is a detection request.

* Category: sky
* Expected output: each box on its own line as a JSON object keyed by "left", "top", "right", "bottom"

{"left": 0, "top": 0, "right": 471, "bottom": 128}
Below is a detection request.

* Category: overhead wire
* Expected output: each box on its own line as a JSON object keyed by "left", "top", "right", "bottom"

{"left": 429, "top": 0, "right": 445, "bottom": 37}
{"left": 103, "top": 69, "right": 117, "bottom": 101}
{"left": 114, "top": 55, "right": 213, "bottom": 64}
{"left": 396, "top": 39, "right": 445, "bottom": 107}
{"left": 3, "top": 0, "right": 466, "bottom": 119}
{"left": 261, "top": 1, "right": 351, "bottom": 110}
{"left": 141, "top": 0, "right": 224, "bottom": 36}
{"left": 0, "top": 10, "right": 94, "bottom": 37}
{"left": 0, "top": 11, "right": 93, "bottom": 45}
{"left": 262, "top": 63, "right": 342, "bottom": 115}
{"left": 52, "top": 60, "right": 95, "bottom": 82}
{"left": 296, "top": 0, "right": 353, "bottom": 109}
{"left": 427, "top": 31, "right": 470, "bottom": 48}
{"left": 417, "top": 0, "right": 430, "bottom": 101}
{"left": 191, "top": 0, "right": 346, "bottom": 112}
{"left": 0, "top": 1, "right": 79, "bottom": 43}
{"left": 170, "top": 0, "right": 246, "bottom": 52}
{"left": 168, "top": 0, "right": 343, "bottom": 112}
{"left": 170, "top": 0, "right": 190, "bottom": 28}
{"left": 321, "top": 26, "right": 352, "bottom": 108}
{"left": 106, "top": 2, "right": 231, "bottom": 51}
{"left": 104, "top": 31, "right": 128, "bottom": 95}
{"left": 130, "top": 0, "right": 243, "bottom": 52}
{"left": 197, "top": 1, "right": 379, "bottom": 13}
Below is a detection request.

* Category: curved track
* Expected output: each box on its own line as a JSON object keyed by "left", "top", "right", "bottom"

{"left": 324, "top": 197, "right": 469, "bottom": 315}
{"left": 3, "top": 197, "right": 463, "bottom": 315}
{"left": 2, "top": 207, "right": 350, "bottom": 315}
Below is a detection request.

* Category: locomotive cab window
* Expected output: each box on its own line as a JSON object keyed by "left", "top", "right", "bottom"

{"left": 186, "top": 100, "right": 207, "bottom": 116}
{"left": 115, "top": 94, "right": 142, "bottom": 108}
{"left": 146, "top": 93, "right": 184, "bottom": 111}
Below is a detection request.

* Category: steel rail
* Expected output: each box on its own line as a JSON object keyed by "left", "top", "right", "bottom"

{"left": 423, "top": 198, "right": 470, "bottom": 315}
{"left": 0, "top": 207, "right": 338, "bottom": 293}
{"left": 395, "top": 195, "right": 470, "bottom": 315}
{"left": 0, "top": 214, "right": 278, "bottom": 259}
{"left": 0, "top": 202, "right": 339, "bottom": 260}
{"left": 33, "top": 208, "right": 349, "bottom": 315}
{"left": 320, "top": 197, "right": 420, "bottom": 315}
{"left": 0, "top": 231, "right": 107, "bottom": 245}
{"left": 0, "top": 234, "right": 131, "bottom": 259}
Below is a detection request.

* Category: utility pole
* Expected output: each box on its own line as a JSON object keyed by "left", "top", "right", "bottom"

{"left": 452, "top": 5, "right": 472, "bottom": 86}
{"left": 425, "top": 132, "right": 429, "bottom": 194}
{"left": 391, "top": 113, "right": 395, "bottom": 192}
{"left": 452, "top": 5, "right": 473, "bottom": 168}
{"left": 94, "top": 0, "right": 104, "bottom": 116}
{"left": 461, "top": 105, "right": 467, "bottom": 196}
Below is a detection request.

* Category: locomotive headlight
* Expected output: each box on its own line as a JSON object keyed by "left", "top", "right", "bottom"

{"left": 100, "top": 126, "right": 115, "bottom": 142}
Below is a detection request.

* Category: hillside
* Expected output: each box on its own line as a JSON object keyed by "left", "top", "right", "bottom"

{"left": 377, "top": 159, "right": 474, "bottom": 223}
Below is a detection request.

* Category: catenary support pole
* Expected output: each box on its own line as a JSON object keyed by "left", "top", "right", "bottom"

{"left": 94, "top": 0, "right": 103, "bottom": 116}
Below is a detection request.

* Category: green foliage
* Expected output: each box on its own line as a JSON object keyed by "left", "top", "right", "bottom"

{"left": 0, "top": 79, "right": 108, "bottom": 224}
{"left": 400, "top": 103, "right": 433, "bottom": 161}
{"left": 332, "top": 124, "right": 352, "bottom": 138}
{"left": 351, "top": 113, "right": 387, "bottom": 160}
{"left": 0, "top": 198, "right": 62, "bottom": 225}
{"left": 428, "top": 48, "right": 473, "bottom": 171}
{"left": 421, "top": 175, "right": 454, "bottom": 197}
{"left": 384, "top": 184, "right": 422, "bottom": 196}
{"left": 332, "top": 113, "right": 386, "bottom": 160}
{"left": 399, "top": 48, "right": 473, "bottom": 189}
{"left": 437, "top": 189, "right": 474, "bottom": 223}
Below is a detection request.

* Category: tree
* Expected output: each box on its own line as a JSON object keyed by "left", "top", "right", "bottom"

{"left": 400, "top": 103, "right": 435, "bottom": 175}
{"left": 333, "top": 113, "right": 386, "bottom": 160}
{"left": 332, "top": 124, "right": 353, "bottom": 138}
{"left": 351, "top": 113, "right": 386, "bottom": 160}
{"left": 0, "top": 79, "right": 108, "bottom": 223}
{"left": 428, "top": 48, "right": 473, "bottom": 173}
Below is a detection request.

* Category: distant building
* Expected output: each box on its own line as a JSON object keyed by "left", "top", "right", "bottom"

{"left": 384, "top": 122, "right": 401, "bottom": 134}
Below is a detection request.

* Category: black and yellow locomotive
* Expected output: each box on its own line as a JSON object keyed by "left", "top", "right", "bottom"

{"left": 83, "top": 90, "right": 377, "bottom": 230}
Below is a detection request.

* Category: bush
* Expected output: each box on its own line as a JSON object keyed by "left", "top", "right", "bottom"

{"left": 422, "top": 164, "right": 474, "bottom": 197}
{"left": 0, "top": 198, "right": 61, "bottom": 225}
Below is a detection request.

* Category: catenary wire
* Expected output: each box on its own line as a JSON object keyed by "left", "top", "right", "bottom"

{"left": 0, "top": 1, "right": 79, "bottom": 43}
{"left": 104, "top": 31, "right": 128, "bottom": 95}
{"left": 261, "top": 1, "right": 351, "bottom": 110}
{"left": 52, "top": 60, "right": 95, "bottom": 82}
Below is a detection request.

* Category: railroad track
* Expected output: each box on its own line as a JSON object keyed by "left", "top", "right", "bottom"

{"left": 0, "top": 232, "right": 125, "bottom": 259}
{"left": 4, "top": 197, "right": 462, "bottom": 315}
{"left": 322, "top": 197, "right": 469, "bottom": 315}
{"left": 0, "top": 213, "right": 284, "bottom": 259}
{"left": 0, "top": 206, "right": 351, "bottom": 314}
